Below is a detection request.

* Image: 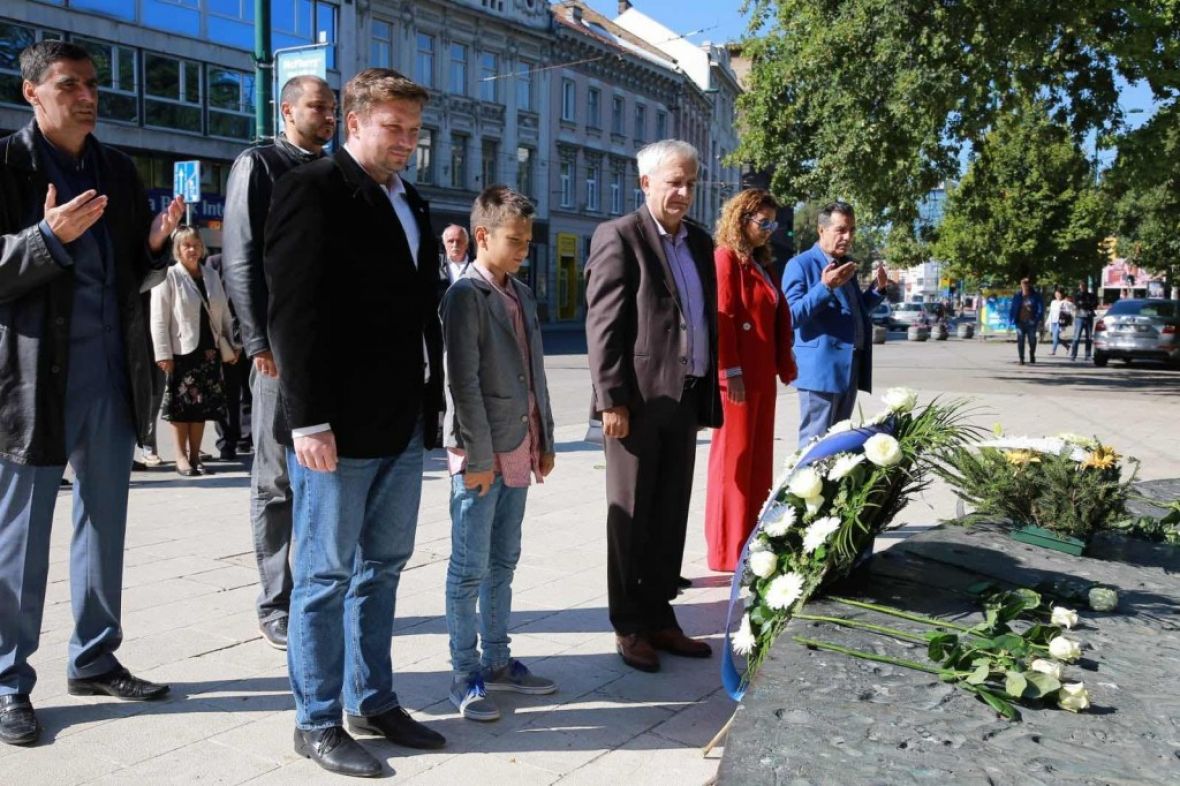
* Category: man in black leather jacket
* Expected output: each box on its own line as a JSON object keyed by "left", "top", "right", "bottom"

{"left": 0, "top": 41, "right": 184, "bottom": 746}
{"left": 221, "top": 75, "right": 336, "bottom": 651}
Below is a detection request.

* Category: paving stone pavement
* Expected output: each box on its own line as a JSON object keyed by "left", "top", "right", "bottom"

{"left": 9, "top": 331, "right": 1178, "bottom": 784}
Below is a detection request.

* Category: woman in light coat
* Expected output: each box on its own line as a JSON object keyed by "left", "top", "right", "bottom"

{"left": 151, "top": 227, "right": 240, "bottom": 476}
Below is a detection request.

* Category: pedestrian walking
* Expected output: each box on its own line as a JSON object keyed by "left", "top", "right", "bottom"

{"left": 0, "top": 40, "right": 184, "bottom": 747}
{"left": 265, "top": 67, "right": 447, "bottom": 777}
{"left": 705, "top": 189, "right": 797, "bottom": 573}
{"left": 221, "top": 75, "right": 336, "bottom": 650}
{"left": 1009, "top": 278, "right": 1045, "bottom": 365}
{"left": 1070, "top": 279, "right": 1098, "bottom": 361}
{"left": 151, "top": 227, "right": 241, "bottom": 476}
{"left": 1046, "top": 287, "right": 1073, "bottom": 355}
{"left": 441, "top": 186, "right": 557, "bottom": 722}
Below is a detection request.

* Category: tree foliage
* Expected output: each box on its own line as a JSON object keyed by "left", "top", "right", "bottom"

{"left": 932, "top": 104, "right": 1108, "bottom": 286}
{"left": 736, "top": 0, "right": 1180, "bottom": 224}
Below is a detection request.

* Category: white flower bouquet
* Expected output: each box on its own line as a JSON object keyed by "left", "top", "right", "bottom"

{"left": 724, "top": 389, "right": 976, "bottom": 693}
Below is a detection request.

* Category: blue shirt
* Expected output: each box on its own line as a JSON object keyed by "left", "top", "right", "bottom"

{"left": 655, "top": 219, "right": 709, "bottom": 377}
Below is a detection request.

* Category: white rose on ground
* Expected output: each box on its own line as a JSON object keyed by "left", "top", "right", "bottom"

{"left": 804, "top": 495, "right": 825, "bottom": 517}
{"left": 762, "top": 504, "right": 797, "bottom": 537}
{"left": 864, "top": 433, "right": 903, "bottom": 467}
{"left": 789, "top": 468, "right": 823, "bottom": 500}
{"left": 882, "top": 387, "right": 918, "bottom": 412}
{"left": 1050, "top": 606, "right": 1079, "bottom": 629}
{"left": 802, "top": 516, "right": 841, "bottom": 553}
{"left": 1057, "top": 682, "right": 1091, "bottom": 713}
{"left": 828, "top": 453, "right": 866, "bottom": 481}
{"left": 828, "top": 419, "right": 855, "bottom": 434}
{"left": 1029, "top": 658, "right": 1063, "bottom": 680}
{"left": 765, "top": 572, "right": 805, "bottom": 610}
{"left": 1048, "top": 636, "right": 1082, "bottom": 663}
{"left": 749, "top": 550, "right": 778, "bottom": 579}
{"left": 732, "top": 614, "right": 757, "bottom": 656}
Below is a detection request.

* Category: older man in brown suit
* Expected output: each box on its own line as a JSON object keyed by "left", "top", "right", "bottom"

{"left": 585, "top": 139, "right": 722, "bottom": 673}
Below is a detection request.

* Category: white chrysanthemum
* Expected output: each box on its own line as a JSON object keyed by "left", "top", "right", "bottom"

{"left": 748, "top": 536, "right": 771, "bottom": 553}
{"left": 749, "top": 550, "right": 778, "bottom": 579}
{"left": 882, "top": 387, "right": 918, "bottom": 412}
{"left": 764, "top": 572, "right": 805, "bottom": 610}
{"left": 804, "top": 495, "right": 825, "bottom": 517}
{"left": 788, "top": 467, "right": 823, "bottom": 500}
{"left": 827, "top": 453, "right": 866, "bottom": 481}
{"left": 732, "top": 614, "right": 757, "bottom": 656}
{"left": 828, "top": 419, "right": 855, "bottom": 434}
{"left": 864, "top": 433, "right": 903, "bottom": 466}
{"left": 802, "top": 516, "right": 841, "bottom": 553}
{"left": 761, "top": 503, "right": 797, "bottom": 537}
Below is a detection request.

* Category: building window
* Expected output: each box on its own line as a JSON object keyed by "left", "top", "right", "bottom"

{"left": 515, "top": 60, "right": 533, "bottom": 111}
{"left": 516, "top": 146, "right": 533, "bottom": 197}
{"left": 371, "top": 19, "right": 393, "bottom": 67}
{"left": 449, "top": 43, "right": 468, "bottom": 96}
{"left": 207, "top": 66, "right": 255, "bottom": 140}
{"left": 481, "top": 139, "right": 498, "bottom": 186}
{"left": 142, "top": 0, "right": 200, "bottom": 37}
{"left": 144, "top": 53, "right": 202, "bottom": 133}
{"left": 561, "top": 79, "right": 576, "bottom": 122}
{"left": 481, "top": 0, "right": 505, "bottom": 10}
{"left": 611, "top": 95, "right": 624, "bottom": 135}
{"left": 415, "top": 33, "right": 435, "bottom": 88}
{"left": 206, "top": 0, "right": 254, "bottom": 49}
{"left": 656, "top": 109, "right": 667, "bottom": 139}
{"left": 634, "top": 104, "right": 646, "bottom": 143}
{"left": 610, "top": 169, "right": 623, "bottom": 214}
{"left": 559, "top": 161, "right": 574, "bottom": 208}
{"left": 416, "top": 129, "right": 435, "bottom": 185}
{"left": 1, "top": 23, "right": 62, "bottom": 107}
{"left": 586, "top": 162, "right": 600, "bottom": 211}
{"left": 478, "top": 52, "right": 498, "bottom": 102}
{"left": 74, "top": 37, "right": 139, "bottom": 124}
{"left": 450, "top": 133, "right": 468, "bottom": 189}
{"left": 587, "top": 87, "right": 601, "bottom": 129}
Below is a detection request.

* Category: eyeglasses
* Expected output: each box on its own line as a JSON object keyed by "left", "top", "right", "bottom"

{"left": 747, "top": 217, "right": 779, "bottom": 231}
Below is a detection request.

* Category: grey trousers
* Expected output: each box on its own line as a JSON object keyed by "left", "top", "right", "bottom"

{"left": 250, "top": 367, "right": 293, "bottom": 622}
{"left": 0, "top": 389, "right": 136, "bottom": 695}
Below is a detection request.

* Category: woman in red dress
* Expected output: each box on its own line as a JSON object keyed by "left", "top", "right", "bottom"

{"left": 705, "top": 189, "right": 797, "bottom": 572}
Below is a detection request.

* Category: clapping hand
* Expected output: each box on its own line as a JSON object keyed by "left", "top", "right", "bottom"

{"left": 148, "top": 195, "right": 185, "bottom": 254}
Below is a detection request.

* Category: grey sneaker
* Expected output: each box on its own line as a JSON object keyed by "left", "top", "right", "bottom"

{"left": 483, "top": 659, "right": 557, "bottom": 696}
{"left": 450, "top": 673, "right": 500, "bottom": 722}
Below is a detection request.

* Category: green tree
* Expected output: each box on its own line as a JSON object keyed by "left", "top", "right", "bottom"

{"left": 735, "top": 0, "right": 1178, "bottom": 224}
{"left": 932, "top": 104, "right": 1109, "bottom": 286}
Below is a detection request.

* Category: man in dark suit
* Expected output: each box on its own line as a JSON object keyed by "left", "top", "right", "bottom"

{"left": 783, "top": 201, "right": 888, "bottom": 447}
{"left": 265, "top": 68, "right": 446, "bottom": 777}
{"left": 585, "top": 139, "right": 722, "bottom": 674}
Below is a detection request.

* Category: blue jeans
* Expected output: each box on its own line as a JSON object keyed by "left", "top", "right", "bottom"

{"left": 1016, "top": 321, "right": 1038, "bottom": 361}
{"left": 1050, "top": 322, "right": 1062, "bottom": 354}
{"left": 0, "top": 389, "right": 136, "bottom": 695}
{"left": 286, "top": 420, "right": 423, "bottom": 730}
{"left": 1071, "top": 316, "right": 1093, "bottom": 359}
{"left": 445, "top": 474, "right": 528, "bottom": 676}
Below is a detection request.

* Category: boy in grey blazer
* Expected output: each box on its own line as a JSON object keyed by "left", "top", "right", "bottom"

{"left": 440, "top": 186, "right": 557, "bottom": 721}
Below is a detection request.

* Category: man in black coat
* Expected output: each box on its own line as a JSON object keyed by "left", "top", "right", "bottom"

{"left": 264, "top": 68, "right": 446, "bottom": 777}
{"left": 0, "top": 41, "right": 184, "bottom": 747}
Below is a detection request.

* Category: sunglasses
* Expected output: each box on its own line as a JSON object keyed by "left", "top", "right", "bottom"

{"left": 747, "top": 217, "right": 779, "bottom": 231}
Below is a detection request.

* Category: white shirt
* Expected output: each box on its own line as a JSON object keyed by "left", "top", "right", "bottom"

{"left": 446, "top": 258, "right": 467, "bottom": 283}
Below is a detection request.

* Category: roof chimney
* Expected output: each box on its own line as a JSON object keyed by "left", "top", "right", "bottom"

{"left": 619, "top": 1, "right": 633, "bottom": 13}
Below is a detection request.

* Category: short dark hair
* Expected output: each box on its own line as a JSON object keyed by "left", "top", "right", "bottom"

{"left": 280, "top": 75, "right": 331, "bottom": 107}
{"left": 20, "top": 41, "right": 93, "bottom": 84}
{"left": 471, "top": 185, "right": 535, "bottom": 231}
{"left": 818, "top": 200, "right": 855, "bottom": 228}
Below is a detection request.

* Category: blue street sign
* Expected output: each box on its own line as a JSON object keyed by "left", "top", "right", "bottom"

{"left": 173, "top": 160, "right": 201, "bottom": 204}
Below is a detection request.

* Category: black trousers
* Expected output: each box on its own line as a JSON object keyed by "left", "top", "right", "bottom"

{"left": 604, "top": 384, "right": 699, "bottom": 635}
{"left": 215, "top": 359, "right": 250, "bottom": 453}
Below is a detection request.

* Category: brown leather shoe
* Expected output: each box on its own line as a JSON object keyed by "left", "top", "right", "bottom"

{"left": 616, "top": 633, "right": 660, "bottom": 672}
{"left": 645, "top": 628, "right": 713, "bottom": 659}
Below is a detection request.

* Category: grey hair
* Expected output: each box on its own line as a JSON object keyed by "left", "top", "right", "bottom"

{"left": 636, "top": 139, "right": 700, "bottom": 179}
{"left": 442, "top": 224, "right": 469, "bottom": 241}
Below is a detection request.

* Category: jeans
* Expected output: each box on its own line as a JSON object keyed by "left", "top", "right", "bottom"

{"left": 250, "top": 368, "right": 293, "bottom": 623}
{"left": 1071, "top": 316, "right": 1094, "bottom": 359}
{"left": 796, "top": 351, "right": 861, "bottom": 448}
{"left": 1016, "top": 321, "right": 1038, "bottom": 362}
{"left": 1050, "top": 322, "right": 1062, "bottom": 354}
{"left": 286, "top": 420, "right": 423, "bottom": 730}
{"left": 445, "top": 474, "right": 528, "bottom": 676}
{"left": 0, "top": 388, "right": 136, "bottom": 695}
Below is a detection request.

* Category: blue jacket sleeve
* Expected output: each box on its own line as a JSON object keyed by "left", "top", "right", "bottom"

{"left": 783, "top": 257, "right": 838, "bottom": 329}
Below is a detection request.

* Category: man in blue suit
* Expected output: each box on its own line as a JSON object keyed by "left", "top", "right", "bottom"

{"left": 783, "top": 201, "right": 888, "bottom": 447}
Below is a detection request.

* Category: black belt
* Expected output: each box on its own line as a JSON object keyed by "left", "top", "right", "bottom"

{"left": 684, "top": 375, "right": 705, "bottom": 390}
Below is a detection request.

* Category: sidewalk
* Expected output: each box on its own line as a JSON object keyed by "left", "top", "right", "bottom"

{"left": 5, "top": 336, "right": 1178, "bottom": 783}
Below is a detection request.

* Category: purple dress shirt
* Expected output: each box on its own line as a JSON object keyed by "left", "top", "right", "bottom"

{"left": 655, "top": 219, "right": 709, "bottom": 377}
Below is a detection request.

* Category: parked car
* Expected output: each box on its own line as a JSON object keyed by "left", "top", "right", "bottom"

{"left": 890, "top": 301, "right": 941, "bottom": 328}
{"left": 1093, "top": 298, "right": 1180, "bottom": 367}
{"left": 870, "top": 302, "right": 894, "bottom": 327}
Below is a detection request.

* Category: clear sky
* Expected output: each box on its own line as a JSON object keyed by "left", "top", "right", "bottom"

{"left": 583, "top": 0, "right": 754, "bottom": 46}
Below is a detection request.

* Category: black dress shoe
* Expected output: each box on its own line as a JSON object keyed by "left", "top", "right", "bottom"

{"left": 68, "top": 667, "right": 169, "bottom": 701}
{"left": 0, "top": 694, "right": 39, "bottom": 746}
{"left": 347, "top": 706, "right": 446, "bottom": 750}
{"left": 294, "top": 727, "right": 381, "bottom": 778}
{"left": 218, "top": 449, "right": 237, "bottom": 462}
{"left": 677, "top": 576, "right": 692, "bottom": 589}
{"left": 260, "top": 617, "right": 288, "bottom": 650}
